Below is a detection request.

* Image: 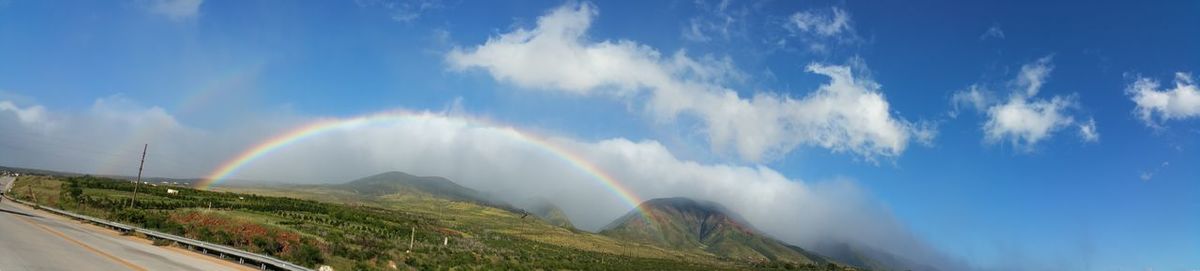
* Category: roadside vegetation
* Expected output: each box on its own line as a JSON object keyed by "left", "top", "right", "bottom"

{"left": 8, "top": 175, "right": 853, "bottom": 271}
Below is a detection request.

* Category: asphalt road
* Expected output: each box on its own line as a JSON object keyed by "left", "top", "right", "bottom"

{"left": 0, "top": 177, "right": 252, "bottom": 271}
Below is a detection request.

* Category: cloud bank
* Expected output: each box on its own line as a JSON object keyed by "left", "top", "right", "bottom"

{"left": 0, "top": 96, "right": 308, "bottom": 179}
{"left": 446, "top": 2, "right": 930, "bottom": 162}
{"left": 0, "top": 97, "right": 219, "bottom": 177}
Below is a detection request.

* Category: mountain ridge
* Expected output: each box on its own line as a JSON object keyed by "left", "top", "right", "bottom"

{"left": 600, "top": 197, "right": 829, "bottom": 265}
{"left": 261, "top": 171, "right": 919, "bottom": 270}
{"left": 336, "top": 171, "right": 525, "bottom": 213}
{"left": 528, "top": 200, "right": 576, "bottom": 229}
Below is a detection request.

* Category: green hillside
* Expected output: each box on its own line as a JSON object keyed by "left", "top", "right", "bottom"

{"left": 336, "top": 171, "right": 522, "bottom": 213}
{"left": 8, "top": 171, "right": 867, "bottom": 270}
{"left": 228, "top": 176, "right": 739, "bottom": 267}
{"left": 601, "top": 197, "right": 831, "bottom": 265}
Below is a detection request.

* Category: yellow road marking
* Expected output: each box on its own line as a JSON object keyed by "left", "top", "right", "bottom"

{"left": 15, "top": 215, "right": 149, "bottom": 271}
{"left": 3, "top": 200, "right": 252, "bottom": 271}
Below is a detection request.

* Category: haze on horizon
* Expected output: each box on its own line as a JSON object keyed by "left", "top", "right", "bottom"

{"left": 0, "top": 1, "right": 1197, "bottom": 270}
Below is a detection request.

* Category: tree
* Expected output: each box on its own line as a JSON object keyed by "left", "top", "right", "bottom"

{"left": 70, "top": 183, "right": 82, "bottom": 199}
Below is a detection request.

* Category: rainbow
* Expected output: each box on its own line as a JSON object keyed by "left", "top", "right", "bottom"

{"left": 174, "top": 61, "right": 265, "bottom": 116}
{"left": 197, "top": 110, "right": 653, "bottom": 222}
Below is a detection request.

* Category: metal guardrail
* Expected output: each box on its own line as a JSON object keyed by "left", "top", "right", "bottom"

{"left": 140, "top": 228, "right": 313, "bottom": 271}
{"left": 2, "top": 194, "right": 313, "bottom": 271}
{"left": 38, "top": 205, "right": 135, "bottom": 233}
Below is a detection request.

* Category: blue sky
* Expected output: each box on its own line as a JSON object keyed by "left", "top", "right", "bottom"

{"left": 1, "top": 1, "right": 1198, "bottom": 270}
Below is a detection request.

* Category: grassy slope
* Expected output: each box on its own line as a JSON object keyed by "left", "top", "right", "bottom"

{"left": 333, "top": 172, "right": 515, "bottom": 211}
{"left": 222, "top": 185, "right": 728, "bottom": 264}
{"left": 9, "top": 174, "right": 844, "bottom": 270}
{"left": 226, "top": 185, "right": 854, "bottom": 270}
{"left": 600, "top": 198, "right": 831, "bottom": 266}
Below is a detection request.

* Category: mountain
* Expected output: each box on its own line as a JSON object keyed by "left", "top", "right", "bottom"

{"left": 336, "top": 171, "right": 522, "bottom": 213}
{"left": 527, "top": 200, "right": 575, "bottom": 229}
{"left": 600, "top": 197, "right": 829, "bottom": 265}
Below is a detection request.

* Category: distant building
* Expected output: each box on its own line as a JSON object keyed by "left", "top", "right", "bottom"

{"left": 166, "top": 189, "right": 179, "bottom": 195}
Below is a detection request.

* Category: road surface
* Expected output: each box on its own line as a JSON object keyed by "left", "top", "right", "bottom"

{"left": 0, "top": 177, "right": 253, "bottom": 271}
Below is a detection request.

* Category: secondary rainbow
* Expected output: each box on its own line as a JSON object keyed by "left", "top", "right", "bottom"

{"left": 95, "top": 61, "right": 265, "bottom": 176}
{"left": 197, "top": 110, "right": 654, "bottom": 222}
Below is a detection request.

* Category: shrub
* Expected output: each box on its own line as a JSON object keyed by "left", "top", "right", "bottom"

{"left": 287, "top": 242, "right": 324, "bottom": 267}
{"left": 152, "top": 238, "right": 172, "bottom": 246}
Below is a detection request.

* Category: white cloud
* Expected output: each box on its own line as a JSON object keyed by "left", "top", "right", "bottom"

{"left": 1127, "top": 72, "right": 1200, "bottom": 127}
{"left": 1016, "top": 56, "right": 1053, "bottom": 97}
{"left": 447, "top": 2, "right": 928, "bottom": 162}
{"left": 0, "top": 97, "right": 962, "bottom": 270}
{"left": 686, "top": 17, "right": 710, "bottom": 42}
{"left": 1078, "top": 118, "right": 1099, "bottom": 143}
{"left": 141, "top": 0, "right": 203, "bottom": 21}
{"left": 787, "top": 7, "right": 852, "bottom": 38}
{"left": 980, "top": 24, "right": 1005, "bottom": 40}
{"left": 681, "top": 0, "right": 742, "bottom": 43}
{"left": 950, "top": 84, "right": 992, "bottom": 117}
{"left": 1139, "top": 161, "right": 1170, "bottom": 181}
{"left": 0, "top": 101, "right": 47, "bottom": 124}
{"left": 984, "top": 96, "right": 1075, "bottom": 149}
{"left": 683, "top": 17, "right": 714, "bottom": 42}
{"left": 782, "top": 6, "right": 858, "bottom": 53}
{"left": 355, "top": 0, "right": 446, "bottom": 23}
{"left": 951, "top": 57, "right": 1095, "bottom": 149}
{"left": 447, "top": 2, "right": 649, "bottom": 95}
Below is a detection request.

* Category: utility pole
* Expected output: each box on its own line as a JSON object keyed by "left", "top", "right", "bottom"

{"left": 129, "top": 144, "right": 147, "bottom": 209}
